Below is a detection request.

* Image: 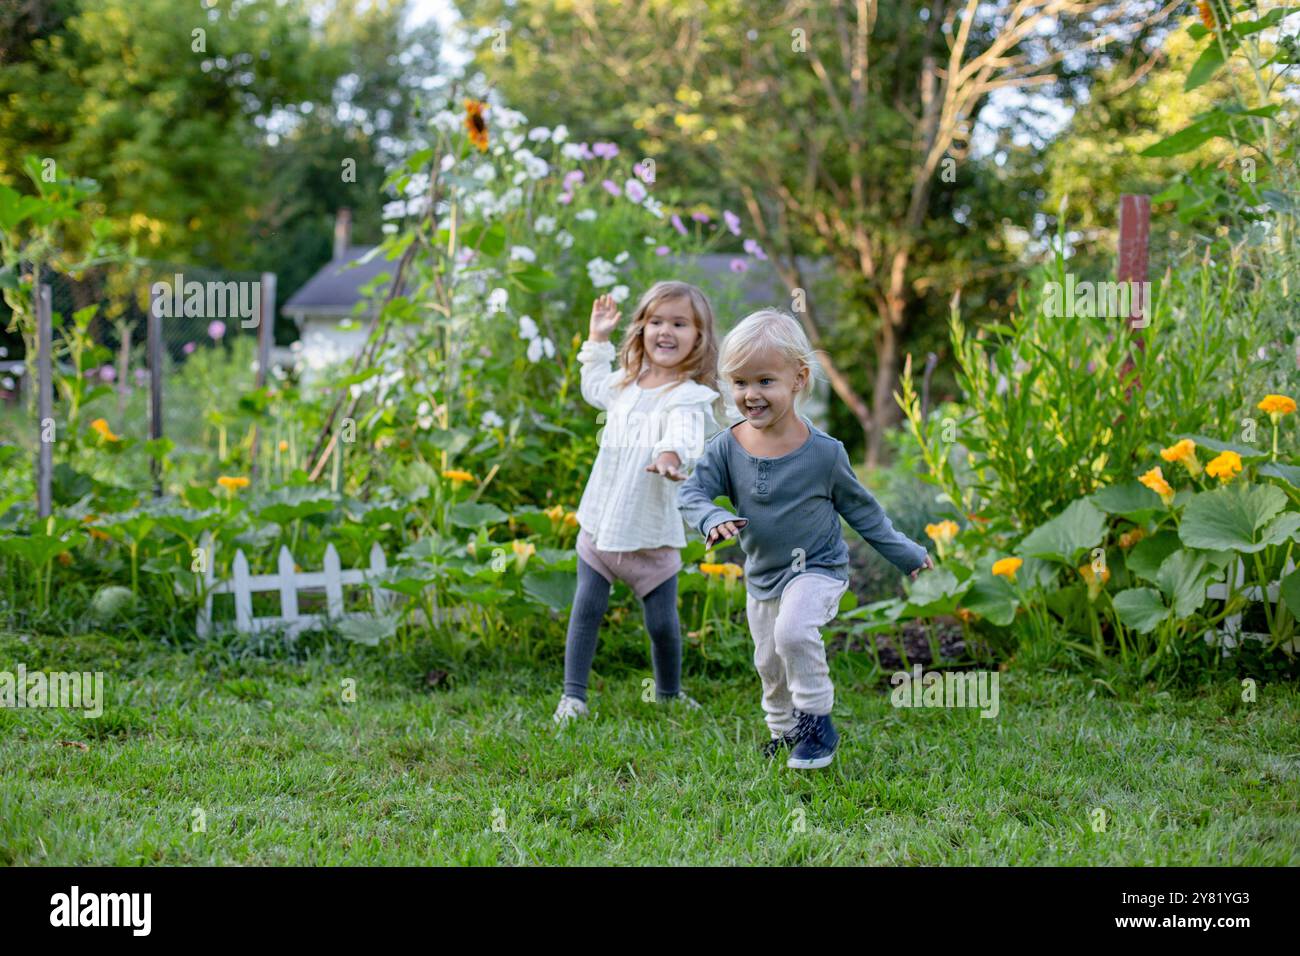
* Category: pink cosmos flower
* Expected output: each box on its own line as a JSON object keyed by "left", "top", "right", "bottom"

{"left": 208, "top": 320, "right": 226, "bottom": 341}
{"left": 743, "top": 238, "right": 768, "bottom": 261}
{"left": 183, "top": 341, "right": 197, "bottom": 355}
{"left": 691, "top": 212, "right": 710, "bottom": 223}
{"left": 723, "top": 210, "right": 741, "bottom": 236}
{"left": 563, "top": 169, "right": 585, "bottom": 190}
{"left": 729, "top": 258, "right": 748, "bottom": 273}
{"left": 98, "top": 365, "right": 115, "bottom": 382}
{"left": 655, "top": 246, "right": 670, "bottom": 256}
{"left": 602, "top": 179, "right": 621, "bottom": 197}
{"left": 625, "top": 179, "right": 647, "bottom": 203}
{"left": 558, "top": 192, "right": 573, "bottom": 205}
{"left": 592, "top": 142, "right": 619, "bottom": 159}
{"left": 671, "top": 214, "right": 688, "bottom": 236}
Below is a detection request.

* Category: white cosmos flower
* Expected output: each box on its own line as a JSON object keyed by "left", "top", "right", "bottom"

{"left": 587, "top": 257, "right": 617, "bottom": 288}
{"left": 527, "top": 127, "right": 551, "bottom": 142}
{"left": 480, "top": 410, "right": 505, "bottom": 429}
{"left": 473, "top": 164, "right": 496, "bottom": 182}
{"left": 575, "top": 209, "right": 597, "bottom": 222}
{"left": 642, "top": 197, "right": 664, "bottom": 218}
{"left": 382, "top": 200, "right": 407, "bottom": 220}
{"left": 561, "top": 143, "right": 588, "bottom": 161}
{"left": 552, "top": 124, "right": 569, "bottom": 143}
{"left": 510, "top": 245, "right": 536, "bottom": 263}
{"left": 518, "top": 315, "right": 539, "bottom": 340}
{"left": 614, "top": 251, "right": 629, "bottom": 264}
{"left": 534, "top": 215, "right": 556, "bottom": 234}
{"left": 555, "top": 230, "right": 574, "bottom": 249}
{"left": 488, "top": 288, "right": 509, "bottom": 313}
{"left": 610, "top": 285, "right": 630, "bottom": 304}
{"left": 527, "top": 336, "right": 556, "bottom": 362}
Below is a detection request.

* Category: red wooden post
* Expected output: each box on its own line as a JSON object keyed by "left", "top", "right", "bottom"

{"left": 1117, "top": 194, "right": 1150, "bottom": 398}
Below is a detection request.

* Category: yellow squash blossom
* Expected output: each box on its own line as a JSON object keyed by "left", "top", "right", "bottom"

{"left": 1118, "top": 527, "right": 1146, "bottom": 550}
{"left": 925, "top": 520, "right": 959, "bottom": 547}
{"left": 1205, "top": 450, "right": 1242, "bottom": 483}
{"left": 1138, "top": 466, "right": 1175, "bottom": 506}
{"left": 1258, "top": 394, "right": 1297, "bottom": 421}
{"left": 217, "top": 475, "right": 250, "bottom": 493}
{"left": 992, "top": 557, "right": 1022, "bottom": 580}
{"left": 544, "top": 504, "right": 565, "bottom": 523}
{"left": 511, "top": 538, "right": 535, "bottom": 573}
{"left": 89, "top": 418, "right": 120, "bottom": 442}
{"left": 562, "top": 511, "right": 579, "bottom": 528}
{"left": 1078, "top": 562, "right": 1111, "bottom": 601}
{"left": 1160, "top": 438, "right": 1201, "bottom": 477}
{"left": 442, "top": 469, "right": 476, "bottom": 485}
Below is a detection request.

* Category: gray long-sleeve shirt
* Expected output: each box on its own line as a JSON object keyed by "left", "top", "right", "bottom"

{"left": 676, "top": 417, "right": 929, "bottom": 600}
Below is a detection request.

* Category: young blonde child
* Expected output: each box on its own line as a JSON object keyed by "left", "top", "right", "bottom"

{"left": 677, "top": 309, "right": 934, "bottom": 768}
{"left": 554, "top": 280, "right": 728, "bottom": 723}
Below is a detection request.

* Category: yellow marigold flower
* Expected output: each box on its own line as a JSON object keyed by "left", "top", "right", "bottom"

{"left": 992, "top": 557, "right": 1022, "bottom": 580}
{"left": 1205, "top": 450, "right": 1242, "bottom": 483}
{"left": 699, "top": 562, "right": 721, "bottom": 576}
{"left": 925, "top": 520, "right": 960, "bottom": 547}
{"left": 217, "top": 475, "right": 250, "bottom": 492}
{"left": 1198, "top": 0, "right": 1215, "bottom": 31}
{"left": 442, "top": 469, "right": 476, "bottom": 484}
{"left": 719, "top": 563, "right": 743, "bottom": 579}
{"left": 464, "top": 99, "right": 489, "bottom": 152}
{"left": 89, "top": 418, "right": 119, "bottom": 442}
{"left": 1138, "top": 466, "right": 1175, "bottom": 506}
{"left": 1159, "top": 438, "right": 1201, "bottom": 477}
{"left": 1258, "top": 394, "right": 1297, "bottom": 420}
{"left": 1118, "top": 527, "right": 1146, "bottom": 549}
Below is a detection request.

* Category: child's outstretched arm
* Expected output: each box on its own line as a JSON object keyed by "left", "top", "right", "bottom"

{"left": 677, "top": 435, "right": 745, "bottom": 546}
{"left": 829, "top": 441, "right": 932, "bottom": 578}
{"left": 577, "top": 294, "right": 623, "bottom": 410}
{"left": 646, "top": 398, "right": 717, "bottom": 482}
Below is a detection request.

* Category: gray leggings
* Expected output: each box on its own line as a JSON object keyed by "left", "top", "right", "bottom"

{"left": 563, "top": 556, "right": 682, "bottom": 701}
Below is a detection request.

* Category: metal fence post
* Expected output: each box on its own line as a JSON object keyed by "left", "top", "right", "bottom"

{"left": 36, "top": 281, "right": 53, "bottom": 518}
{"left": 148, "top": 281, "right": 163, "bottom": 497}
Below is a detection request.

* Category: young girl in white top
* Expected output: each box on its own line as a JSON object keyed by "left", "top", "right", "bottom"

{"left": 554, "top": 280, "right": 728, "bottom": 723}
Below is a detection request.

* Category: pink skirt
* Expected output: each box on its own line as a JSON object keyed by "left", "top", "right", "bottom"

{"left": 576, "top": 528, "right": 683, "bottom": 599}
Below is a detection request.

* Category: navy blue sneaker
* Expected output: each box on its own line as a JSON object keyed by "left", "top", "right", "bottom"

{"left": 786, "top": 709, "right": 839, "bottom": 769}
{"left": 760, "top": 729, "right": 801, "bottom": 759}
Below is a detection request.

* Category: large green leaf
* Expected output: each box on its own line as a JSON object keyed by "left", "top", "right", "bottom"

{"left": 1126, "top": 531, "right": 1182, "bottom": 583}
{"left": 522, "top": 570, "right": 577, "bottom": 611}
{"left": 900, "top": 567, "right": 966, "bottom": 616}
{"left": 961, "top": 574, "right": 1017, "bottom": 626}
{"left": 448, "top": 502, "right": 508, "bottom": 529}
{"left": 1179, "top": 484, "right": 1289, "bottom": 553}
{"left": 1154, "top": 549, "right": 1225, "bottom": 619}
{"left": 1090, "top": 481, "right": 1163, "bottom": 517}
{"left": 254, "top": 486, "right": 337, "bottom": 524}
{"left": 1185, "top": 41, "right": 1228, "bottom": 92}
{"left": 336, "top": 613, "right": 401, "bottom": 646}
{"left": 1280, "top": 566, "right": 1300, "bottom": 619}
{"left": 1017, "top": 498, "right": 1107, "bottom": 563}
{"left": 1258, "top": 462, "right": 1300, "bottom": 490}
{"left": 1111, "top": 588, "right": 1170, "bottom": 634}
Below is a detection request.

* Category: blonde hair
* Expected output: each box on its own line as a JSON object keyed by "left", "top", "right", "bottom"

{"left": 719, "top": 308, "right": 821, "bottom": 411}
{"left": 615, "top": 280, "right": 725, "bottom": 419}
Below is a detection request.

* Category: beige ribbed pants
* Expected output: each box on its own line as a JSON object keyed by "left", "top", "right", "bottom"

{"left": 745, "top": 572, "right": 849, "bottom": 737}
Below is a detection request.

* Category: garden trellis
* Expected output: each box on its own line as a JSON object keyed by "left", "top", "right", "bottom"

{"left": 196, "top": 534, "right": 396, "bottom": 638}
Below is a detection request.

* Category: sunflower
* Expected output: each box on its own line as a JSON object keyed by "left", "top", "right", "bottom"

{"left": 1198, "top": 0, "right": 1216, "bottom": 31}
{"left": 464, "top": 99, "right": 489, "bottom": 152}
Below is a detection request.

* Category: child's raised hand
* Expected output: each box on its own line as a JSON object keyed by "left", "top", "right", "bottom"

{"left": 909, "top": 554, "right": 936, "bottom": 580}
{"left": 589, "top": 294, "right": 621, "bottom": 343}
{"left": 645, "top": 451, "right": 685, "bottom": 481}
{"left": 705, "top": 518, "right": 748, "bottom": 547}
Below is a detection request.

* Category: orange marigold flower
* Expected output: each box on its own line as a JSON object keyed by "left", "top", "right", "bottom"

{"left": 464, "top": 99, "right": 489, "bottom": 152}
{"left": 1258, "top": 394, "right": 1297, "bottom": 418}
{"left": 1205, "top": 450, "right": 1242, "bottom": 483}
{"left": 925, "top": 520, "right": 960, "bottom": 547}
{"left": 442, "top": 469, "right": 476, "bottom": 484}
{"left": 992, "top": 557, "right": 1022, "bottom": 580}
{"left": 216, "top": 475, "right": 249, "bottom": 492}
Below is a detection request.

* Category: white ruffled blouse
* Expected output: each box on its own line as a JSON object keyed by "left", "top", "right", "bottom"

{"left": 575, "top": 339, "right": 722, "bottom": 551}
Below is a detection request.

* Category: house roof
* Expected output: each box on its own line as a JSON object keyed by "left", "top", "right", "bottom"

{"left": 281, "top": 246, "right": 393, "bottom": 320}
{"left": 281, "top": 246, "right": 833, "bottom": 325}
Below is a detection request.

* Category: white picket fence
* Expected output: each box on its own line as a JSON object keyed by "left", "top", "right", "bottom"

{"left": 196, "top": 534, "right": 396, "bottom": 638}
{"left": 1205, "top": 555, "right": 1300, "bottom": 651}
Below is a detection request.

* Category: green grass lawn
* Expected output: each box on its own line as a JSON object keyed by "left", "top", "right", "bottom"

{"left": 1, "top": 626, "right": 1297, "bottom": 865}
